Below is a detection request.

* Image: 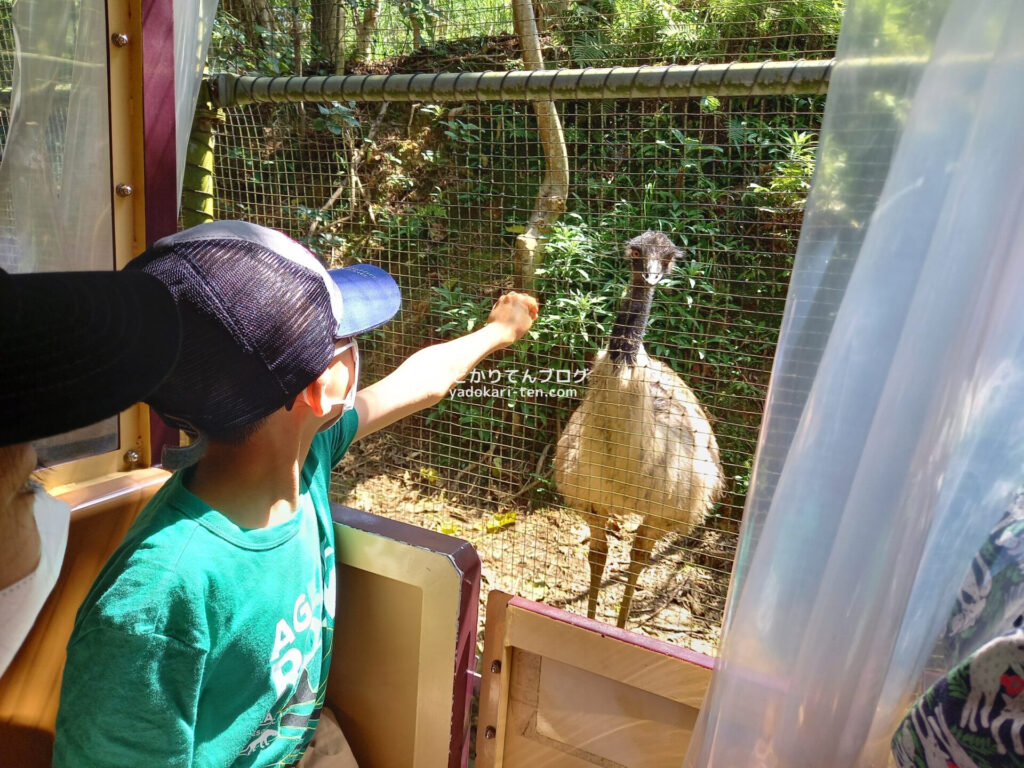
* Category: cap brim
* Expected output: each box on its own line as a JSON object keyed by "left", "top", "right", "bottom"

{"left": 0, "top": 270, "right": 181, "bottom": 445}
{"left": 328, "top": 264, "right": 401, "bottom": 337}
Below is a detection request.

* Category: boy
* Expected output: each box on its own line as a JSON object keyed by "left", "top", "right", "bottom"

{"left": 53, "top": 221, "right": 538, "bottom": 767}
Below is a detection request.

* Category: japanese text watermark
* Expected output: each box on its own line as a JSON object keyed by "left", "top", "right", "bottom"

{"left": 450, "top": 368, "right": 587, "bottom": 399}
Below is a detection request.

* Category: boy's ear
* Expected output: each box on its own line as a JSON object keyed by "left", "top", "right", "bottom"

{"left": 301, "top": 375, "right": 331, "bottom": 417}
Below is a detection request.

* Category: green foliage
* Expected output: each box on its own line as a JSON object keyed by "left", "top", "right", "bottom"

{"left": 208, "top": 0, "right": 844, "bottom": 77}
{"left": 206, "top": 94, "right": 819, "bottom": 502}
{"left": 398, "top": 0, "right": 446, "bottom": 47}
{"left": 311, "top": 102, "right": 360, "bottom": 135}
{"left": 553, "top": 0, "right": 843, "bottom": 66}
{"left": 210, "top": 8, "right": 295, "bottom": 75}
{"left": 745, "top": 130, "right": 817, "bottom": 211}
{"left": 208, "top": 0, "right": 837, "bottom": 509}
{"left": 413, "top": 96, "right": 821, "bottom": 505}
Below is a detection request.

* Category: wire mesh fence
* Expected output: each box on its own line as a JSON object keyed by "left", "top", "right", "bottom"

{"left": 211, "top": 0, "right": 844, "bottom": 76}
{"left": 0, "top": 0, "right": 838, "bottom": 653}
{"left": 212, "top": 87, "right": 824, "bottom": 652}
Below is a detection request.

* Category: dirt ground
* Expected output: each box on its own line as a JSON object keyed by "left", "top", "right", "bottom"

{"left": 330, "top": 431, "right": 731, "bottom": 657}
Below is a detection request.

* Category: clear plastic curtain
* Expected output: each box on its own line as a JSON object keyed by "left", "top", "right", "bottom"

{"left": 685, "top": 0, "right": 1024, "bottom": 765}
{"left": 173, "top": 0, "right": 218, "bottom": 207}
{"left": 0, "top": 0, "right": 219, "bottom": 265}
{"left": 0, "top": 0, "right": 112, "bottom": 274}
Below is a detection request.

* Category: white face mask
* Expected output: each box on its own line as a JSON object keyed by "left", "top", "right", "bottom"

{"left": 0, "top": 482, "right": 70, "bottom": 674}
{"left": 315, "top": 338, "right": 360, "bottom": 434}
{"left": 334, "top": 338, "right": 360, "bottom": 414}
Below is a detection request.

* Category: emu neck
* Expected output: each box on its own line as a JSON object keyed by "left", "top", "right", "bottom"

{"left": 609, "top": 277, "right": 654, "bottom": 366}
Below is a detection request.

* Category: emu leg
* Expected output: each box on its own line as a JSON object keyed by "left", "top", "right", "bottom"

{"left": 617, "top": 523, "right": 656, "bottom": 629}
{"left": 586, "top": 520, "right": 609, "bottom": 621}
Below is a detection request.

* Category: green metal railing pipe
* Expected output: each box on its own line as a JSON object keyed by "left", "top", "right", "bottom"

{"left": 211, "top": 59, "right": 836, "bottom": 107}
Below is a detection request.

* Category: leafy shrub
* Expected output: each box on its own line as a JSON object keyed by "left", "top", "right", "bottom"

{"left": 412, "top": 95, "right": 822, "bottom": 509}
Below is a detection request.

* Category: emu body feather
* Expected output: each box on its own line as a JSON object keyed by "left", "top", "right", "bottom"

{"left": 554, "top": 231, "right": 724, "bottom": 628}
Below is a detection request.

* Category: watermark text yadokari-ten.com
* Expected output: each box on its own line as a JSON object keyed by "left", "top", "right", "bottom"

{"left": 450, "top": 368, "right": 587, "bottom": 399}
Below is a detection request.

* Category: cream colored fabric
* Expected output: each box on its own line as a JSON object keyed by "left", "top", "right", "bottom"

{"left": 297, "top": 707, "right": 359, "bottom": 768}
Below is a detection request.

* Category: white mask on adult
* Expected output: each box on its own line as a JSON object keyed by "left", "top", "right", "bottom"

{"left": 0, "top": 482, "right": 70, "bottom": 674}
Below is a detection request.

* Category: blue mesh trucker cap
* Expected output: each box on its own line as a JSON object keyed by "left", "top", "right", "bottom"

{"left": 125, "top": 220, "right": 400, "bottom": 438}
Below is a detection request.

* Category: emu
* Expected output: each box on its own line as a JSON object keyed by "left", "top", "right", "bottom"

{"left": 554, "top": 231, "right": 725, "bottom": 628}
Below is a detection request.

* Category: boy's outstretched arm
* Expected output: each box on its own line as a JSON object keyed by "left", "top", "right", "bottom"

{"left": 353, "top": 291, "right": 538, "bottom": 442}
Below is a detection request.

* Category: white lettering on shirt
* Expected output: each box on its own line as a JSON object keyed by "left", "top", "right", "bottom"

{"left": 323, "top": 547, "right": 336, "bottom": 621}
{"left": 264, "top": 542, "right": 336, "bottom": 700}
{"left": 293, "top": 594, "right": 311, "bottom": 633}
{"left": 270, "top": 619, "right": 295, "bottom": 663}
{"left": 271, "top": 647, "right": 303, "bottom": 695}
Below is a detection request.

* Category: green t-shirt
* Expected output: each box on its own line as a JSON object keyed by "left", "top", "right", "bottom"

{"left": 54, "top": 410, "right": 358, "bottom": 768}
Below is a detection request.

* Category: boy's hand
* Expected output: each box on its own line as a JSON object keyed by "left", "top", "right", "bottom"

{"left": 488, "top": 292, "right": 539, "bottom": 347}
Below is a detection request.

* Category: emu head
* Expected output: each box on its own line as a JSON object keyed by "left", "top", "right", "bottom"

{"left": 627, "top": 231, "right": 680, "bottom": 286}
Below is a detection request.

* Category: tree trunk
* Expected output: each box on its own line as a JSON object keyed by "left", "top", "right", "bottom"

{"left": 408, "top": 11, "right": 425, "bottom": 50}
{"left": 352, "top": 0, "right": 382, "bottom": 63}
{"left": 534, "top": 0, "right": 570, "bottom": 33}
{"left": 291, "top": 5, "right": 303, "bottom": 75}
{"left": 311, "top": 0, "right": 346, "bottom": 73}
{"left": 512, "top": 0, "right": 569, "bottom": 292}
{"left": 181, "top": 81, "right": 223, "bottom": 229}
{"left": 402, "top": 0, "right": 426, "bottom": 49}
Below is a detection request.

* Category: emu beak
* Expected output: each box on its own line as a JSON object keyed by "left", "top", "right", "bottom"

{"left": 643, "top": 257, "right": 664, "bottom": 285}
